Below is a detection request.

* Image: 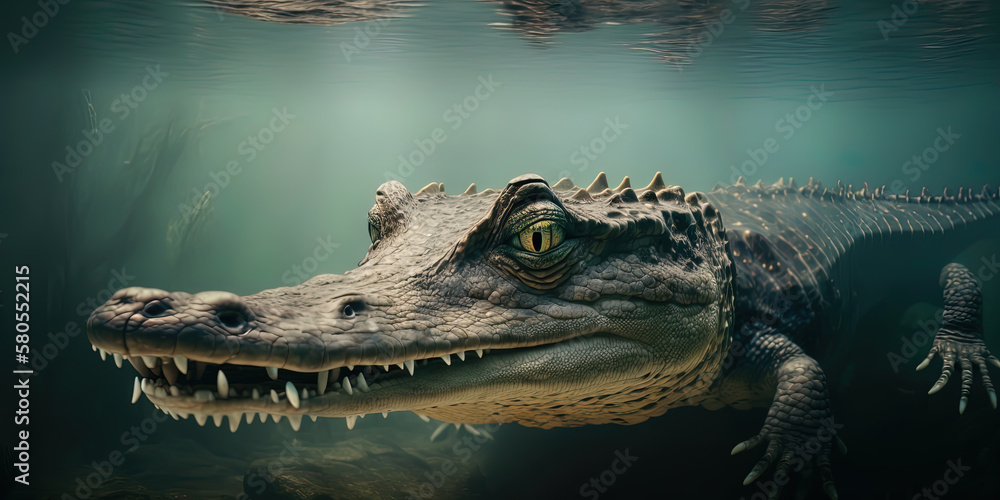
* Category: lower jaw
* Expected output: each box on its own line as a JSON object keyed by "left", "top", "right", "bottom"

{"left": 137, "top": 332, "right": 659, "bottom": 429}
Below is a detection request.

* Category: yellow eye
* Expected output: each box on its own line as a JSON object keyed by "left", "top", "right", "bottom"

{"left": 517, "top": 221, "right": 564, "bottom": 253}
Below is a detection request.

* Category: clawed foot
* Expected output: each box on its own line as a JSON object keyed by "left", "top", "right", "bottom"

{"left": 731, "top": 418, "right": 846, "bottom": 499}
{"left": 917, "top": 338, "right": 1000, "bottom": 413}
{"left": 730, "top": 353, "right": 844, "bottom": 499}
{"left": 918, "top": 263, "right": 1000, "bottom": 414}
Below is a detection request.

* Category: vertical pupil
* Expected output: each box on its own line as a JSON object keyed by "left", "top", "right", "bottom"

{"left": 532, "top": 231, "right": 543, "bottom": 251}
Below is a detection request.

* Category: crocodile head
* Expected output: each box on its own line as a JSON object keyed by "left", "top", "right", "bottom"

{"left": 88, "top": 173, "right": 735, "bottom": 430}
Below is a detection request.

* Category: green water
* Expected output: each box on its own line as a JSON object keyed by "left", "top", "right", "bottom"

{"left": 2, "top": 0, "right": 999, "bottom": 498}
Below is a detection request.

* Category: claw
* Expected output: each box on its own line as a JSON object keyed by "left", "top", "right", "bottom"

{"left": 959, "top": 397, "right": 968, "bottom": 414}
{"left": 823, "top": 482, "right": 839, "bottom": 500}
{"left": 915, "top": 357, "right": 931, "bottom": 371}
{"left": 742, "top": 441, "right": 779, "bottom": 485}
{"left": 731, "top": 435, "right": 762, "bottom": 456}
{"left": 928, "top": 375, "right": 949, "bottom": 395}
{"left": 836, "top": 436, "right": 848, "bottom": 455}
{"left": 990, "top": 390, "right": 998, "bottom": 409}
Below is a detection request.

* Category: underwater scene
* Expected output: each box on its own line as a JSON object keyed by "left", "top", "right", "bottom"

{"left": 2, "top": 0, "right": 1000, "bottom": 498}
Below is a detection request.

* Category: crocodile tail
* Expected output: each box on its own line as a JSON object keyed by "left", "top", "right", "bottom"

{"left": 795, "top": 181, "right": 1000, "bottom": 244}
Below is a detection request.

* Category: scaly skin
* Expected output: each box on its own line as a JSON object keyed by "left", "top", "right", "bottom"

{"left": 88, "top": 173, "right": 1000, "bottom": 497}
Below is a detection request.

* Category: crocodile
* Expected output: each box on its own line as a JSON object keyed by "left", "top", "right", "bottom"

{"left": 87, "top": 172, "right": 1000, "bottom": 498}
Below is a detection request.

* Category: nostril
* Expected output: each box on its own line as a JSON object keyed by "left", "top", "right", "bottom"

{"left": 217, "top": 310, "right": 247, "bottom": 330}
{"left": 142, "top": 301, "right": 168, "bottom": 317}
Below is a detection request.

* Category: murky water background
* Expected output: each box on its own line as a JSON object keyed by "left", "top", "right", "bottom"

{"left": 2, "top": 0, "right": 999, "bottom": 498}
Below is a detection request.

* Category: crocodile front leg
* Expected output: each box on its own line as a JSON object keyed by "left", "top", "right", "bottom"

{"left": 714, "top": 326, "right": 845, "bottom": 500}
{"left": 918, "top": 263, "right": 1000, "bottom": 413}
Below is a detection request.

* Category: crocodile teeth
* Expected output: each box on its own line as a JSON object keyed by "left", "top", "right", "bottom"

{"left": 195, "top": 413, "right": 208, "bottom": 426}
{"left": 129, "top": 357, "right": 152, "bottom": 378}
{"left": 92, "top": 344, "right": 97, "bottom": 352}
{"left": 99, "top": 348, "right": 107, "bottom": 361}
{"left": 440, "top": 355, "right": 451, "bottom": 365}
{"left": 382, "top": 411, "right": 388, "bottom": 418}
{"left": 346, "top": 415, "right": 357, "bottom": 430}
{"left": 271, "top": 414, "right": 282, "bottom": 423}
{"left": 396, "top": 362, "right": 405, "bottom": 370}
{"left": 288, "top": 414, "right": 302, "bottom": 431}
{"left": 356, "top": 373, "right": 370, "bottom": 392}
{"left": 415, "top": 413, "right": 430, "bottom": 423}
{"left": 317, "top": 370, "right": 329, "bottom": 395}
{"left": 456, "top": 351, "right": 465, "bottom": 361}
{"left": 405, "top": 360, "right": 415, "bottom": 376}
{"left": 229, "top": 414, "right": 241, "bottom": 432}
{"left": 430, "top": 422, "right": 449, "bottom": 442}
{"left": 169, "top": 386, "right": 180, "bottom": 397}
{"left": 300, "top": 387, "right": 309, "bottom": 400}
{"left": 258, "top": 412, "right": 267, "bottom": 423}
{"left": 270, "top": 389, "right": 279, "bottom": 403}
{"left": 173, "top": 355, "right": 188, "bottom": 374}
{"left": 475, "top": 349, "right": 483, "bottom": 358}
{"left": 245, "top": 413, "right": 254, "bottom": 424}
{"left": 113, "top": 353, "right": 123, "bottom": 368}
{"left": 342, "top": 376, "right": 353, "bottom": 395}
{"left": 252, "top": 387, "right": 261, "bottom": 400}
{"left": 131, "top": 377, "right": 141, "bottom": 404}
{"left": 266, "top": 366, "right": 278, "bottom": 380}
{"left": 217, "top": 370, "right": 230, "bottom": 399}
{"left": 212, "top": 414, "right": 223, "bottom": 427}
{"left": 141, "top": 355, "right": 159, "bottom": 369}
{"left": 347, "top": 364, "right": 355, "bottom": 371}
{"left": 383, "top": 364, "right": 390, "bottom": 371}
{"left": 309, "top": 415, "right": 318, "bottom": 422}
{"left": 162, "top": 361, "right": 179, "bottom": 386}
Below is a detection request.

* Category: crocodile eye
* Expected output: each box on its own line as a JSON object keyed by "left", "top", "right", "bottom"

{"left": 514, "top": 221, "right": 564, "bottom": 253}
{"left": 368, "top": 222, "right": 381, "bottom": 243}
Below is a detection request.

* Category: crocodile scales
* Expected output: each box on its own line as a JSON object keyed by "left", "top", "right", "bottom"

{"left": 87, "top": 172, "right": 1000, "bottom": 498}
